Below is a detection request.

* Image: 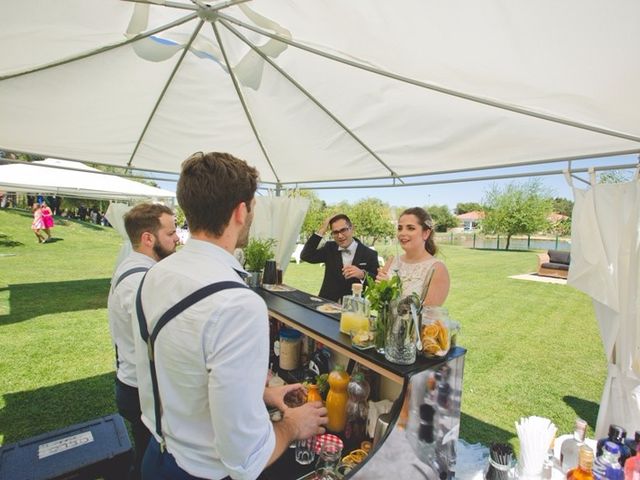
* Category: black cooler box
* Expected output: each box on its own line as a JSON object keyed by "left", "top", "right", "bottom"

{"left": 0, "top": 414, "right": 132, "bottom": 480}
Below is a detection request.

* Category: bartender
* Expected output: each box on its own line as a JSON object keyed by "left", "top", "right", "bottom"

{"left": 300, "top": 214, "right": 379, "bottom": 302}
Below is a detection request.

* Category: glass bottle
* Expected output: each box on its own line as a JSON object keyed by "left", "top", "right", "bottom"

{"left": 306, "top": 384, "right": 322, "bottom": 403}
{"left": 384, "top": 296, "right": 418, "bottom": 365}
{"left": 340, "top": 283, "right": 370, "bottom": 335}
{"left": 592, "top": 441, "right": 622, "bottom": 480}
{"left": 344, "top": 372, "right": 370, "bottom": 450}
{"left": 596, "top": 425, "right": 630, "bottom": 466}
{"left": 561, "top": 418, "right": 588, "bottom": 473}
{"left": 624, "top": 449, "right": 640, "bottom": 480}
{"left": 626, "top": 431, "right": 640, "bottom": 457}
{"left": 567, "top": 445, "right": 595, "bottom": 480}
{"left": 410, "top": 403, "right": 440, "bottom": 472}
{"left": 325, "top": 366, "right": 350, "bottom": 433}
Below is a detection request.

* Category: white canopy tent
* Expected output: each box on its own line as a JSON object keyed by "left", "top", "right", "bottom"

{"left": 1, "top": 0, "right": 640, "bottom": 440}
{"left": 0, "top": 158, "right": 176, "bottom": 202}
{"left": 0, "top": 0, "right": 638, "bottom": 185}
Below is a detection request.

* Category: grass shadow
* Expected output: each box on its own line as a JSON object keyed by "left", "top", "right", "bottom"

{"left": 0, "top": 372, "right": 116, "bottom": 444}
{"left": 0, "top": 278, "right": 110, "bottom": 326}
{"left": 41, "top": 237, "right": 64, "bottom": 244}
{"left": 0, "top": 233, "right": 24, "bottom": 248}
{"left": 563, "top": 395, "right": 600, "bottom": 429}
{"left": 460, "top": 412, "right": 515, "bottom": 446}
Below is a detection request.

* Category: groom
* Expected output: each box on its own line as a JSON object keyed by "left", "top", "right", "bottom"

{"left": 301, "top": 214, "right": 379, "bottom": 302}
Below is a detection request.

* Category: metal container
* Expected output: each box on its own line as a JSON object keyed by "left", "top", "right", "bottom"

{"left": 372, "top": 412, "right": 392, "bottom": 448}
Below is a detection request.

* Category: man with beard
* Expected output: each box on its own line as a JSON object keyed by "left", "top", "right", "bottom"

{"left": 135, "top": 152, "right": 327, "bottom": 480}
{"left": 107, "top": 202, "right": 179, "bottom": 480}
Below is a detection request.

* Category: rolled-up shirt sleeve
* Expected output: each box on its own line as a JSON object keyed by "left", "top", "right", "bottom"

{"left": 205, "top": 291, "right": 274, "bottom": 480}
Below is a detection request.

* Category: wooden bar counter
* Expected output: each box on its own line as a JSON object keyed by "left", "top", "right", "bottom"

{"left": 257, "top": 287, "right": 467, "bottom": 480}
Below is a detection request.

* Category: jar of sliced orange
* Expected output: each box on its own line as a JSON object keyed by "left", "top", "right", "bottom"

{"left": 420, "top": 306, "right": 454, "bottom": 357}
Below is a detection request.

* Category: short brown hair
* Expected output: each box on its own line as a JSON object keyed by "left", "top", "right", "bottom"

{"left": 124, "top": 203, "right": 174, "bottom": 247}
{"left": 329, "top": 214, "right": 352, "bottom": 229}
{"left": 177, "top": 152, "right": 259, "bottom": 236}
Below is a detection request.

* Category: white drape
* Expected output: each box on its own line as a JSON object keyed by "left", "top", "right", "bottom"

{"left": 568, "top": 173, "right": 640, "bottom": 436}
{"left": 104, "top": 203, "right": 134, "bottom": 271}
{"left": 250, "top": 196, "right": 310, "bottom": 273}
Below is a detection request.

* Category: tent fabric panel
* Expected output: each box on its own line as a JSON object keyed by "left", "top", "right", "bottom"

{"left": 568, "top": 179, "right": 640, "bottom": 437}
{"left": 250, "top": 196, "right": 310, "bottom": 272}
{"left": 240, "top": 0, "right": 640, "bottom": 137}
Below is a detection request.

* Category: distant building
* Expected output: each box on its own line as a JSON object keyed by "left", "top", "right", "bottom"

{"left": 547, "top": 212, "right": 569, "bottom": 223}
{"left": 456, "top": 211, "right": 485, "bottom": 231}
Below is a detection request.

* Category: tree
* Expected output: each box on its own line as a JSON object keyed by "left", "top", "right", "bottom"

{"left": 295, "top": 190, "right": 327, "bottom": 240}
{"left": 552, "top": 197, "right": 574, "bottom": 217}
{"left": 482, "top": 179, "right": 553, "bottom": 250}
{"left": 349, "top": 198, "right": 395, "bottom": 245}
{"left": 455, "top": 202, "right": 483, "bottom": 215}
{"left": 598, "top": 169, "right": 632, "bottom": 184}
{"left": 547, "top": 217, "right": 571, "bottom": 237}
{"left": 426, "top": 204, "right": 458, "bottom": 232}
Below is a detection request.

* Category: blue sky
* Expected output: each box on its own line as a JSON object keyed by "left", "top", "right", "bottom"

{"left": 156, "top": 153, "right": 637, "bottom": 211}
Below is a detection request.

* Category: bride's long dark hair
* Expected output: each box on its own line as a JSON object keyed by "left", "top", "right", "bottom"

{"left": 400, "top": 207, "right": 437, "bottom": 255}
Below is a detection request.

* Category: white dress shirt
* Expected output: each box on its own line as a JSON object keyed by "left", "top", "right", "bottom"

{"left": 108, "top": 251, "right": 156, "bottom": 387}
{"left": 339, "top": 239, "right": 357, "bottom": 266}
{"left": 134, "top": 239, "right": 274, "bottom": 480}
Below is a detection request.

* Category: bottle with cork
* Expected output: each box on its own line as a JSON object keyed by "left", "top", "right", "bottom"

{"left": 340, "top": 282, "right": 370, "bottom": 335}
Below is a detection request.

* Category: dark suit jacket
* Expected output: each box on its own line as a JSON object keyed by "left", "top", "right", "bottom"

{"left": 300, "top": 234, "right": 380, "bottom": 302}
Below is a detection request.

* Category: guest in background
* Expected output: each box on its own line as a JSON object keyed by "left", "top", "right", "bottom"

{"left": 78, "top": 204, "right": 87, "bottom": 221}
{"left": 377, "top": 207, "right": 450, "bottom": 305}
{"left": 31, "top": 203, "right": 45, "bottom": 243}
{"left": 301, "top": 214, "right": 379, "bottom": 302}
{"left": 40, "top": 202, "right": 54, "bottom": 242}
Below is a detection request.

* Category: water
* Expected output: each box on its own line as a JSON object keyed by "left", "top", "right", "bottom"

{"left": 434, "top": 233, "right": 571, "bottom": 251}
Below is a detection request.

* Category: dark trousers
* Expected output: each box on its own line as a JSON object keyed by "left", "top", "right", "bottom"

{"left": 115, "top": 378, "right": 151, "bottom": 480}
{"left": 142, "top": 437, "right": 233, "bottom": 480}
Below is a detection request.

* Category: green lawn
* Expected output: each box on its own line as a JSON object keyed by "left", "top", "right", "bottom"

{"left": 0, "top": 208, "right": 606, "bottom": 451}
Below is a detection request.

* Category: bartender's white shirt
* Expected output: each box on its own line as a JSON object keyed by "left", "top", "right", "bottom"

{"left": 108, "top": 251, "right": 156, "bottom": 387}
{"left": 134, "top": 239, "right": 274, "bottom": 480}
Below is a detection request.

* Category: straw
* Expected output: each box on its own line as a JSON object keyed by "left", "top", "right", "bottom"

{"left": 486, "top": 443, "right": 514, "bottom": 480}
{"left": 515, "top": 416, "right": 557, "bottom": 478}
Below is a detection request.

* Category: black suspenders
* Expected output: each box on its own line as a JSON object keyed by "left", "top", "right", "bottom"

{"left": 135, "top": 272, "right": 248, "bottom": 448}
{"left": 112, "top": 266, "right": 150, "bottom": 291}
{"left": 111, "top": 266, "right": 150, "bottom": 369}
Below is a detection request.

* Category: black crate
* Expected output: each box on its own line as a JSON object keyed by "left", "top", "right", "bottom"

{"left": 0, "top": 414, "right": 132, "bottom": 480}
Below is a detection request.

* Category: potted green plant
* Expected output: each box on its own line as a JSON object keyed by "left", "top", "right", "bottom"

{"left": 243, "top": 237, "right": 277, "bottom": 287}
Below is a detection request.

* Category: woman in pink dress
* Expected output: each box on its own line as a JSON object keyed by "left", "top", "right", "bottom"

{"left": 40, "top": 202, "right": 54, "bottom": 242}
{"left": 31, "top": 203, "right": 46, "bottom": 243}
